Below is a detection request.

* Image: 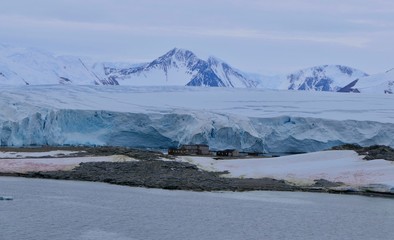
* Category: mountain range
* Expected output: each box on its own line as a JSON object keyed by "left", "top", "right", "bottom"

{"left": 0, "top": 44, "right": 392, "bottom": 94}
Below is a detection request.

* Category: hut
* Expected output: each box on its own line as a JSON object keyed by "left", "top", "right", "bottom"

{"left": 168, "top": 144, "right": 210, "bottom": 155}
{"left": 216, "top": 149, "right": 239, "bottom": 157}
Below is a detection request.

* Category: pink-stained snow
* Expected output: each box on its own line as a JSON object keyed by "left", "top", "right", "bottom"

{"left": 179, "top": 150, "right": 394, "bottom": 188}
{"left": 0, "top": 150, "right": 81, "bottom": 159}
{"left": 0, "top": 155, "right": 138, "bottom": 173}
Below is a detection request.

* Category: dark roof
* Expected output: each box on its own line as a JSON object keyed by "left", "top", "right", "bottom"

{"left": 181, "top": 144, "right": 209, "bottom": 147}
{"left": 218, "top": 149, "right": 237, "bottom": 152}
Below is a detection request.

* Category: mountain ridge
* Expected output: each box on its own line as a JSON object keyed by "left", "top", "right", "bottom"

{"left": 0, "top": 44, "right": 392, "bottom": 93}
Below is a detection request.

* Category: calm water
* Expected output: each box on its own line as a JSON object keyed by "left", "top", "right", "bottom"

{"left": 1, "top": 177, "right": 394, "bottom": 240}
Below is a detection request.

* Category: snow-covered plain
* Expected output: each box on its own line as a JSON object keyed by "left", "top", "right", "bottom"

{"left": 179, "top": 151, "right": 394, "bottom": 192}
{"left": 1, "top": 85, "right": 394, "bottom": 152}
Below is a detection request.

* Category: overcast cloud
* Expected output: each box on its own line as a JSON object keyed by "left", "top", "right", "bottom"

{"left": 1, "top": 0, "right": 393, "bottom": 74}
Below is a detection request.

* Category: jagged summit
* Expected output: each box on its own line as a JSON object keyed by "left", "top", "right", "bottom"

{"left": 145, "top": 48, "right": 203, "bottom": 73}
{"left": 148, "top": 48, "right": 199, "bottom": 68}
{"left": 165, "top": 47, "right": 196, "bottom": 59}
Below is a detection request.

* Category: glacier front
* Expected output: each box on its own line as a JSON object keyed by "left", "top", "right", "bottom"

{"left": 1, "top": 85, "right": 393, "bottom": 153}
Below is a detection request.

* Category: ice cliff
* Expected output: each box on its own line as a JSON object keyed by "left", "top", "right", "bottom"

{"left": 1, "top": 109, "right": 394, "bottom": 153}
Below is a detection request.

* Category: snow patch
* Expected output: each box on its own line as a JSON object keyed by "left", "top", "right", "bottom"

{"left": 179, "top": 150, "right": 394, "bottom": 189}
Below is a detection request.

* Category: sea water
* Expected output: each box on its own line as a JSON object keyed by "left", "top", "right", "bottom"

{"left": 1, "top": 177, "right": 394, "bottom": 240}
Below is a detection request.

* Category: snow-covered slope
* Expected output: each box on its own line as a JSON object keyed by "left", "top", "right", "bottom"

{"left": 0, "top": 44, "right": 101, "bottom": 85}
{"left": 205, "top": 56, "right": 258, "bottom": 88}
{"left": 1, "top": 85, "right": 393, "bottom": 152}
{"left": 338, "top": 68, "right": 394, "bottom": 94}
{"left": 280, "top": 65, "right": 368, "bottom": 91}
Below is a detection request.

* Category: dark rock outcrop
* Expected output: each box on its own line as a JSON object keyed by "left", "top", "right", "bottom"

{"left": 332, "top": 144, "right": 394, "bottom": 161}
{"left": 20, "top": 160, "right": 298, "bottom": 192}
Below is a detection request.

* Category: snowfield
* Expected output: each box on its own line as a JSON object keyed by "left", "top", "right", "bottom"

{"left": 179, "top": 151, "right": 394, "bottom": 192}
{"left": 0, "top": 85, "right": 394, "bottom": 152}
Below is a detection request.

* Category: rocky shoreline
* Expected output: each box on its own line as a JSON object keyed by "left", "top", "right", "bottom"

{"left": 1, "top": 146, "right": 394, "bottom": 198}
{"left": 6, "top": 161, "right": 301, "bottom": 192}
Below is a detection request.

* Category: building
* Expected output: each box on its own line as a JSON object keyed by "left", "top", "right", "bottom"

{"left": 168, "top": 144, "right": 210, "bottom": 155}
{"left": 216, "top": 149, "right": 239, "bottom": 157}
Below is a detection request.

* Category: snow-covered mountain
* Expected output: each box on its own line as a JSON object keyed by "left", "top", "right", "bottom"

{"left": 0, "top": 45, "right": 257, "bottom": 88}
{"left": 1, "top": 43, "right": 393, "bottom": 93}
{"left": 97, "top": 48, "right": 258, "bottom": 87}
{"left": 338, "top": 68, "right": 394, "bottom": 94}
{"left": 278, "top": 65, "right": 369, "bottom": 91}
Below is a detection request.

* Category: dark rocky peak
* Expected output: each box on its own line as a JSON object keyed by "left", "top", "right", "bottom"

{"left": 150, "top": 48, "right": 198, "bottom": 65}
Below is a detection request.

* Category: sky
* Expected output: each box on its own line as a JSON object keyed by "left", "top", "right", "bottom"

{"left": 1, "top": 0, "right": 393, "bottom": 75}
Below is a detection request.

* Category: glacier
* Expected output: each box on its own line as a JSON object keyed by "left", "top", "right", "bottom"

{"left": 1, "top": 85, "right": 393, "bottom": 153}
